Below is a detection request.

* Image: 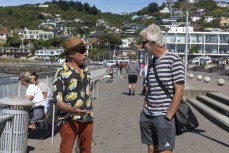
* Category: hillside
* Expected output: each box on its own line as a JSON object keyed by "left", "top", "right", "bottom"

{"left": 0, "top": 2, "right": 132, "bottom": 31}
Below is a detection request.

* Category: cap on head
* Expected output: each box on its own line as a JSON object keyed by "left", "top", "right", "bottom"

{"left": 63, "top": 37, "right": 86, "bottom": 55}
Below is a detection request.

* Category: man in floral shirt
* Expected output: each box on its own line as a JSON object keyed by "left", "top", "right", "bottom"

{"left": 52, "top": 36, "right": 93, "bottom": 153}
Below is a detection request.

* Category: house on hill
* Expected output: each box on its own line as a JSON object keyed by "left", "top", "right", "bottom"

{"left": 0, "top": 28, "right": 12, "bottom": 47}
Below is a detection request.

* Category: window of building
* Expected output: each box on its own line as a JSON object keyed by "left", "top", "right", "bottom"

{"left": 205, "top": 34, "right": 218, "bottom": 43}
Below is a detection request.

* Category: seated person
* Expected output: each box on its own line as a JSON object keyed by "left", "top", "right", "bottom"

{"left": 108, "top": 66, "right": 114, "bottom": 77}
{"left": 19, "top": 72, "right": 45, "bottom": 129}
{"left": 31, "top": 72, "right": 50, "bottom": 114}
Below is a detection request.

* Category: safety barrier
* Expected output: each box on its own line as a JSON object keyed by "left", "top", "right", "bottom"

{"left": 0, "top": 67, "right": 107, "bottom": 99}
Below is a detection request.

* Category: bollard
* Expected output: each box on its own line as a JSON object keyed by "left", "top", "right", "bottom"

{"left": 217, "top": 78, "right": 225, "bottom": 86}
{"left": 204, "top": 76, "right": 211, "bottom": 83}
{"left": 0, "top": 97, "right": 32, "bottom": 153}
{"left": 197, "top": 75, "right": 203, "bottom": 81}
{"left": 189, "top": 73, "right": 194, "bottom": 79}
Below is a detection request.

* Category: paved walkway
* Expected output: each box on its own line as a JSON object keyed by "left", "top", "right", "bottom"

{"left": 27, "top": 70, "right": 229, "bottom": 153}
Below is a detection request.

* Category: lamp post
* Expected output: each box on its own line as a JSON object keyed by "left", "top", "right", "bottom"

{"left": 184, "top": 0, "right": 194, "bottom": 88}
{"left": 164, "top": 28, "right": 170, "bottom": 49}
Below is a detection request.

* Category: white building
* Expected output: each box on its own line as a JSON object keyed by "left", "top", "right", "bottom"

{"left": 121, "top": 38, "right": 135, "bottom": 48}
{"left": 38, "top": 4, "right": 49, "bottom": 8}
{"left": 216, "top": 1, "right": 228, "bottom": 8}
{"left": 160, "top": 6, "right": 170, "bottom": 14}
{"left": 163, "top": 26, "right": 229, "bottom": 55}
{"left": 204, "top": 16, "right": 215, "bottom": 23}
{"left": 18, "top": 28, "right": 54, "bottom": 40}
{"left": 35, "top": 49, "right": 64, "bottom": 59}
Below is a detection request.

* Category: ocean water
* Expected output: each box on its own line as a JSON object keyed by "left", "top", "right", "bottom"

{"left": 0, "top": 73, "right": 18, "bottom": 83}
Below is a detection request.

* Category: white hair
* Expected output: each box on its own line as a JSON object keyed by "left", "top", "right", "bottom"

{"left": 140, "top": 24, "right": 164, "bottom": 47}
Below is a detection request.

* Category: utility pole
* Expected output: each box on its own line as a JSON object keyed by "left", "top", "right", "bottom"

{"left": 184, "top": 0, "right": 194, "bottom": 88}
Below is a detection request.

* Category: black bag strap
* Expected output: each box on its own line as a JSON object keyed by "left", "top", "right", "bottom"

{"left": 152, "top": 58, "right": 172, "bottom": 99}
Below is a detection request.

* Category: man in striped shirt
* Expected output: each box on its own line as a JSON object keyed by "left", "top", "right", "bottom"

{"left": 139, "top": 24, "right": 185, "bottom": 153}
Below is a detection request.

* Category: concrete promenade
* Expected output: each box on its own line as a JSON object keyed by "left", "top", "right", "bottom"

{"left": 27, "top": 70, "right": 229, "bottom": 153}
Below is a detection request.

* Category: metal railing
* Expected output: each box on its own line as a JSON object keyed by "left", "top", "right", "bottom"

{"left": 0, "top": 67, "right": 107, "bottom": 146}
{"left": 0, "top": 67, "right": 107, "bottom": 99}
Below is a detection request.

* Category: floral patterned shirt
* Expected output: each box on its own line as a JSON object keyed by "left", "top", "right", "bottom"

{"left": 52, "top": 62, "right": 93, "bottom": 123}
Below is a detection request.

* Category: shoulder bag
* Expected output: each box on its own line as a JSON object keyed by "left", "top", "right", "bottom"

{"left": 152, "top": 58, "right": 199, "bottom": 135}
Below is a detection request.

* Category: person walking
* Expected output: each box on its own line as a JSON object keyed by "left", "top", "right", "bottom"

{"left": 119, "top": 62, "right": 123, "bottom": 74}
{"left": 126, "top": 51, "right": 140, "bottom": 95}
{"left": 19, "top": 71, "right": 45, "bottom": 129}
{"left": 52, "top": 36, "right": 94, "bottom": 153}
{"left": 139, "top": 62, "right": 145, "bottom": 78}
{"left": 139, "top": 24, "right": 185, "bottom": 153}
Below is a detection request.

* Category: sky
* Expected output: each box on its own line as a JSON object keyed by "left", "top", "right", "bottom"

{"left": 0, "top": 0, "right": 164, "bottom": 14}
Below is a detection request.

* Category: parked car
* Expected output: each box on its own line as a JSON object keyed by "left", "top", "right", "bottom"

{"left": 106, "top": 60, "right": 116, "bottom": 67}
{"left": 192, "top": 56, "right": 211, "bottom": 65}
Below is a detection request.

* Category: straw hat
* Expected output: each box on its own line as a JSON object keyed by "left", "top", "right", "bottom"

{"left": 63, "top": 37, "right": 86, "bottom": 55}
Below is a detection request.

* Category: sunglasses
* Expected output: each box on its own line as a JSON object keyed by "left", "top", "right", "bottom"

{"left": 142, "top": 40, "right": 149, "bottom": 47}
{"left": 78, "top": 49, "right": 87, "bottom": 54}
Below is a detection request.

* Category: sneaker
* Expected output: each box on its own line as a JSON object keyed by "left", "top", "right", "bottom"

{"left": 132, "top": 92, "right": 135, "bottom": 95}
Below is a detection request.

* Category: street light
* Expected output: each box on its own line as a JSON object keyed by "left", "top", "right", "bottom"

{"left": 184, "top": 0, "right": 194, "bottom": 88}
{"left": 164, "top": 27, "right": 170, "bottom": 49}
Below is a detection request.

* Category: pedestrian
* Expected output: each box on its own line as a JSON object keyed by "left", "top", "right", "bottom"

{"left": 126, "top": 51, "right": 140, "bottom": 95}
{"left": 31, "top": 72, "right": 51, "bottom": 113}
{"left": 119, "top": 62, "right": 123, "bottom": 74}
{"left": 52, "top": 36, "right": 94, "bottom": 153}
{"left": 139, "top": 62, "right": 145, "bottom": 78}
{"left": 139, "top": 24, "right": 185, "bottom": 153}
{"left": 19, "top": 71, "right": 45, "bottom": 129}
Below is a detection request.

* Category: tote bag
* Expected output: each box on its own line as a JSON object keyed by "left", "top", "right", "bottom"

{"left": 152, "top": 58, "right": 199, "bottom": 135}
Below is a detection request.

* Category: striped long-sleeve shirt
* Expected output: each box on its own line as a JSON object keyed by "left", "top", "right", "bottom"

{"left": 143, "top": 51, "right": 185, "bottom": 116}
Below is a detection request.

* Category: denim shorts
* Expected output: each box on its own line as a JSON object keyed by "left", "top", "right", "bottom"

{"left": 139, "top": 111, "right": 176, "bottom": 150}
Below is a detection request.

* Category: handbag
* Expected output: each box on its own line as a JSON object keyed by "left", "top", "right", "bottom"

{"left": 152, "top": 58, "right": 199, "bottom": 135}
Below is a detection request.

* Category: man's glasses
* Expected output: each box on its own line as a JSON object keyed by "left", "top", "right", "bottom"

{"left": 142, "top": 40, "right": 149, "bottom": 48}
{"left": 78, "top": 49, "right": 87, "bottom": 54}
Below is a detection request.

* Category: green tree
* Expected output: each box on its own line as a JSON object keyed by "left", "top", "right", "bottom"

{"left": 58, "top": 1, "right": 69, "bottom": 11}
{"left": 33, "top": 40, "right": 44, "bottom": 50}
{"left": 4, "top": 34, "right": 21, "bottom": 47}
{"left": 148, "top": 3, "right": 159, "bottom": 14}
{"left": 89, "top": 5, "right": 99, "bottom": 15}
{"left": 189, "top": 45, "right": 199, "bottom": 54}
{"left": 69, "top": 0, "right": 77, "bottom": 9}
{"left": 47, "top": 37, "right": 63, "bottom": 47}
{"left": 76, "top": 1, "right": 84, "bottom": 11}
{"left": 100, "top": 33, "right": 122, "bottom": 47}
{"left": 8, "top": 9, "right": 13, "bottom": 15}
{"left": 37, "top": 13, "right": 45, "bottom": 20}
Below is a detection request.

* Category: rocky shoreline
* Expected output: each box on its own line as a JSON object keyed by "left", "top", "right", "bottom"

{"left": 0, "top": 63, "right": 58, "bottom": 74}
